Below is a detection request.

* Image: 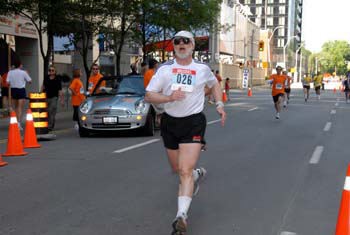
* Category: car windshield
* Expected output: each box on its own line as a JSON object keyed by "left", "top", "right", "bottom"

{"left": 92, "top": 75, "right": 145, "bottom": 96}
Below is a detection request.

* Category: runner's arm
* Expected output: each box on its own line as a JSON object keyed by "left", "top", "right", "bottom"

{"left": 145, "top": 89, "right": 185, "bottom": 104}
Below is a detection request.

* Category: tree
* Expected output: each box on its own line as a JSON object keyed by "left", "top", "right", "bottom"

{"left": 318, "top": 40, "right": 350, "bottom": 75}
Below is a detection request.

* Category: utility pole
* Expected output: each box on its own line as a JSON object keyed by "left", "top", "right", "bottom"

{"left": 250, "top": 30, "right": 254, "bottom": 89}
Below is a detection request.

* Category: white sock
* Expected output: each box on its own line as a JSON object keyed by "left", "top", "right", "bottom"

{"left": 176, "top": 196, "right": 192, "bottom": 218}
{"left": 192, "top": 169, "right": 199, "bottom": 182}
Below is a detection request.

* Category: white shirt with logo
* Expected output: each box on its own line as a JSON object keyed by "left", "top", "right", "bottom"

{"left": 7, "top": 68, "right": 32, "bottom": 88}
{"left": 146, "top": 59, "right": 217, "bottom": 117}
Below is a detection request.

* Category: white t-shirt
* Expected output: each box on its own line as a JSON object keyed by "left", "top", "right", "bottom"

{"left": 146, "top": 59, "right": 217, "bottom": 117}
{"left": 7, "top": 68, "right": 32, "bottom": 88}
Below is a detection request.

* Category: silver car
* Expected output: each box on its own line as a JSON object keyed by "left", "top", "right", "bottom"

{"left": 78, "top": 75, "right": 155, "bottom": 137}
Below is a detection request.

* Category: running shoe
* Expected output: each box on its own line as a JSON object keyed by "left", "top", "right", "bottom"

{"left": 171, "top": 213, "right": 187, "bottom": 235}
{"left": 193, "top": 167, "right": 207, "bottom": 196}
{"left": 275, "top": 113, "right": 280, "bottom": 119}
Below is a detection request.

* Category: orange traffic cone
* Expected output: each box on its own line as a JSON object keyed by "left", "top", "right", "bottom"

{"left": 222, "top": 90, "right": 227, "bottom": 103}
{"left": 2, "top": 112, "right": 28, "bottom": 156}
{"left": 248, "top": 88, "right": 252, "bottom": 97}
{"left": 0, "top": 154, "right": 8, "bottom": 167}
{"left": 24, "top": 109, "right": 41, "bottom": 148}
{"left": 335, "top": 164, "right": 350, "bottom": 235}
{"left": 334, "top": 87, "right": 337, "bottom": 94}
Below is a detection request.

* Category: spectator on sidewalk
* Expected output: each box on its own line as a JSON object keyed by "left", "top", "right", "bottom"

{"left": 69, "top": 69, "right": 85, "bottom": 130}
{"left": 88, "top": 64, "right": 103, "bottom": 94}
{"left": 41, "top": 65, "right": 64, "bottom": 131}
{"left": 0, "top": 72, "right": 10, "bottom": 117}
{"left": 6, "top": 59, "right": 32, "bottom": 130}
{"left": 225, "top": 78, "right": 230, "bottom": 101}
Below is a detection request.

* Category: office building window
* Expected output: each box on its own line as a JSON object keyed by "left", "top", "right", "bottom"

{"left": 278, "top": 39, "right": 284, "bottom": 47}
{"left": 279, "top": 17, "right": 285, "bottom": 25}
{"left": 279, "top": 0, "right": 286, "bottom": 3}
{"left": 245, "top": 0, "right": 250, "bottom": 4}
{"left": 256, "top": 7, "right": 262, "bottom": 16}
{"left": 278, "top": 28, "right": 285, "bottom": 36}
{"left": 279, "top": 6, "right": 286, "bottom": 14}
{"left": 267, "top": 6, "right": 273, "bottom": 15}
{"left": 256, "top": 0, "right": 262, "bottom": 4}
{"left": 268, "top": 0, "right": 274, "bottom": 3}
{"left": 267, "top": 17, "right": 273, "bottom": 26}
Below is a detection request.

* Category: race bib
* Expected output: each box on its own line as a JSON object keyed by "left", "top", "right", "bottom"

{"left": 171, "top": 68, "right": 196, "bottom": 92}
{"left": 89, "top": 82, "right": 93, "bottom": 89}
{"left": 276, "top": 83, "right": 283, "bottom": 90}
{"left": 80, "top": 88, "right": 84, "bottom": 94}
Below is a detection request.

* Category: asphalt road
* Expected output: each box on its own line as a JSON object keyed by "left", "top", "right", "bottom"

{"left": 0, "top": 88, "right": 349, "bottom": 235}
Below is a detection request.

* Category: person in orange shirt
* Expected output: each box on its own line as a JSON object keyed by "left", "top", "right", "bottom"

{"left": 0, "top": 72, "right": 9, "bottom": 117}
{"left": 88, "top": 64, "right": 103, "bottom": 94}
{"left": 69, "top": 69, "right": 85, "bottom": 129}
{"left": 144, "top": 59, "right": 158, "bottom": 88}
{"left": 283, "top": 71, "right": 292, "bottom": 107}
{"left": 269, "top": 65, "right": 287, "bottom": 119}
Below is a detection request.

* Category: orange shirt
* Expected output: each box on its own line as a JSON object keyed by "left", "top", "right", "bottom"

{"left": 69, "top": 78, "right": 85, "bottom": 106}
{"left": 1, "top": 73, "right": 8, "bottom": 87}
{"left": 144, "top": 69, "right": 155, "bottom": 88}
{"left": 270, "top": 74, "right": 286, "bottom": 96}
{"left": 88, "top": 73, "right": 103, "bottom": 93}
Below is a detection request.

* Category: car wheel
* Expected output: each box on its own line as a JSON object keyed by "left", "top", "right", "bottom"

{"left": 143, "top": 112, "right": 155, "bottom": 136}
{"left": 79, "top": 125, "right": 90, "bottom": 137}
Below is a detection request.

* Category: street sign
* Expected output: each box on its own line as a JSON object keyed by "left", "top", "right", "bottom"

{"left": 242, "top": 70, "right": 249, "bottom": 89}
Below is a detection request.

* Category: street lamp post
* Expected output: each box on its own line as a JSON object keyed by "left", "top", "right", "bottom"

{"left": 283, "top": 35, "right": 297, "bottom": 69}
{"left": 267, "top": 26, "right": 283, "bottom": 74}
{"left": 294, "top": 42, "right": 304, "bottom": 82}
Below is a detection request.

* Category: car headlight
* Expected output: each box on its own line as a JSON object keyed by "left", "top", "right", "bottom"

{"left": 135, "top": 100, "right": 147, "bottom": 114}
{"left": 80, "top": 101, "right": 91, "bottom": 114}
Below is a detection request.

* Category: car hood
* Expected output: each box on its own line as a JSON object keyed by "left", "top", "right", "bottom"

{"left": 88, "top": 94, "right": 145, "bottom": 112}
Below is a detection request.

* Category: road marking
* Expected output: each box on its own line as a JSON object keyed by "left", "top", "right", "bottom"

{"left": 323, "top": 122, "right": 332, "bottom": 132}
{"left": 331, "top": 110, "right": 336, "bottom": 114}
{"left": 337, "top": 98, "right": 340, "bottom": 101}
{"left": 207, "top": 119, "right": 221, "bottom": 125}
{"left": 310, "top": 146, "right": 324, "bottom": 164}
{"left": 335, "top": 103, "right": 339, "bottom": 106}
{"left": 248, "top": 107, "right": 258, "bottom": 112}
{"left": 280, "top": 232, "right": 297, "bottom": 235}
{"left": 113, "top": 139, "right": 160, "bottom": 153}
{"left": 226, "top": 102, "right": 248, "bottom": 107}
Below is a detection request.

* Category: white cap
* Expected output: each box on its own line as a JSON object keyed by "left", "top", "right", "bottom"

{"left": 173, "top": 31, "right": 195, "bottom": 45}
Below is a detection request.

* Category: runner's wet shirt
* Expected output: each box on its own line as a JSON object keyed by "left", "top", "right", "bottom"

{"left": 269, "top": 74, "right": 287, "bottom": 96}
{"left": 146, "top": 59, "right": 217, "bottom": 117}
{"left": 302, "top": 77, "right": 312, "bottom": 86}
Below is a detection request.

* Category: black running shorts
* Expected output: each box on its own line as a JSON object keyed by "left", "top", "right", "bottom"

{"left": 11, "top": 88, "right": 26, "bottom": 100}
{"left": 303, "top": 85, "right": 310, "bottom": 90}
{"left": 315, "top": 86, "right": 321, "bottom": 91}
{"left": 285, "top": 88, "right": 291, "bottom": 93}
{"left": 1, "top": 87, "right": 8, "bottom": 97}
{"left": 161, "top": 112, "right": 206, "bottom": 150}
{"left": 272, "top": 93, "right": 284, "bottom": 103}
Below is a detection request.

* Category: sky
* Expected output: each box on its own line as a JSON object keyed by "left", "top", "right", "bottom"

{"left": 302, "top": 0, "right": 350, "bottom": 53}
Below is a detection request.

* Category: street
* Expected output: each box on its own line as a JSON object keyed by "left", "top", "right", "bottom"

{"left": 0, "top": 87, "right": 349, "bottom": 235}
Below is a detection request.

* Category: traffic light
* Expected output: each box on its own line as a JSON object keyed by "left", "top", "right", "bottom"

{"left": 258, "top": 40, "right": 264, "bottom": 52}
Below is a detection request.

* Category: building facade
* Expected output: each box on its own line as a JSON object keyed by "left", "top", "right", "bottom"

{"left": 239, "top": 0, "right": 303, "bottom": 70}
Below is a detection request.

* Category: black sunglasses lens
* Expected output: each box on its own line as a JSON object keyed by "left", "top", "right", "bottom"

{"left": 174, "top": 38, "right": 181, "bottom": 45}
{"left": 174, "top": 37, "right": 191, "bottom": 45}
{"left": 183, "top": 38, "right": 190, "bottom": 44}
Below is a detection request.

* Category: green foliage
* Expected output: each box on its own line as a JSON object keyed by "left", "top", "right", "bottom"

{"left": 318, "top": 40, "right": 350, "bottom": 75}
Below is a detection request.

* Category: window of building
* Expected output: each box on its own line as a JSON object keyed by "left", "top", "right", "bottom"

{"left": 267, "top": 6, "right": 273, "bottom": 15}
{"left": 256, "top": 7, "right": 262, "bottom": 15}
{"left": 245, "top": 0, "right": 250, "bottom": 4}
{"left": 278, "top": 28, "right": 285, "bottom": 36}
{"left": 256, "top": 0, "right": 262, "bottom": 4}
{"left": 279, "top": 6, "right": 285, "bottom": 14}
{"left": 279, "top": 17, "right": 285, "bottom": 25}
{"left": 279, "top": 0, "right": 285, "bottom": 3}
{"left": 268, "top": 0, "right": 274, "bottom": 3}
{"left": 267, "top": 17, "right": 273, "bottom": 26}
{"left": 277, "top": 39, "right": 284, "bottom": 47}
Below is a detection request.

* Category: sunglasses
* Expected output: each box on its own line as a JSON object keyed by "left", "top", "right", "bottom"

{"left": 49, "top": 69, "right": 55, "bottom": 72}
{"left": 173, "top": 37, "right": 191, "bottom": 45}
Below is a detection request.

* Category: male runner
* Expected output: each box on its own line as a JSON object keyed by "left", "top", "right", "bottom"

{"left": 313, "top": 72, "right": 323, "bottom": 100}
{"left": 145, "top": 30, "right": 226, "bottom": 234}
{"left": 343, "top": 72, "right": 350, "bottom": 103}
{"left": 283, "top": 71, "right": 292, "bottom": 107}
{"left": 269, "top": 65, "right": 286, "bottom": 119}
{"left": 302, "top": 73, "right": 312, "bottom": 102}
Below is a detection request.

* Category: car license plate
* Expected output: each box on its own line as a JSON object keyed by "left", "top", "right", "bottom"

{"left": 103, "top": 117, "right": 118, "bottom": 124}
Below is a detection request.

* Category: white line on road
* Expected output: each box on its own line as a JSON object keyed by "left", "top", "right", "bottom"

{"left": 113, "top": 139, "right": 160, "bottom": 153}
{"left": 331, "top": 110, "right": 336, "bottom": 114}
{"left": 335, "top": 103, "right": 339, "bottom": 106}
{"left": 323, "top": 122, "right": 332, "bottom": 132}
{"left": 280, "top": 232, "right": 297, "bottom": 235}
{"left": 310, "top": 146, "right": 324, "bottom": 164}
{"left": 248, "top": 107, "right": 258, "bottom": 112}
{"left": 207, "top": 119, "right": 221, "bottom": 125}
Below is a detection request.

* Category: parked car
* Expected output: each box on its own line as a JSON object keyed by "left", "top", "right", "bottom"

{"left": 78, "top": 75, "right": 155, "bottom": 137}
